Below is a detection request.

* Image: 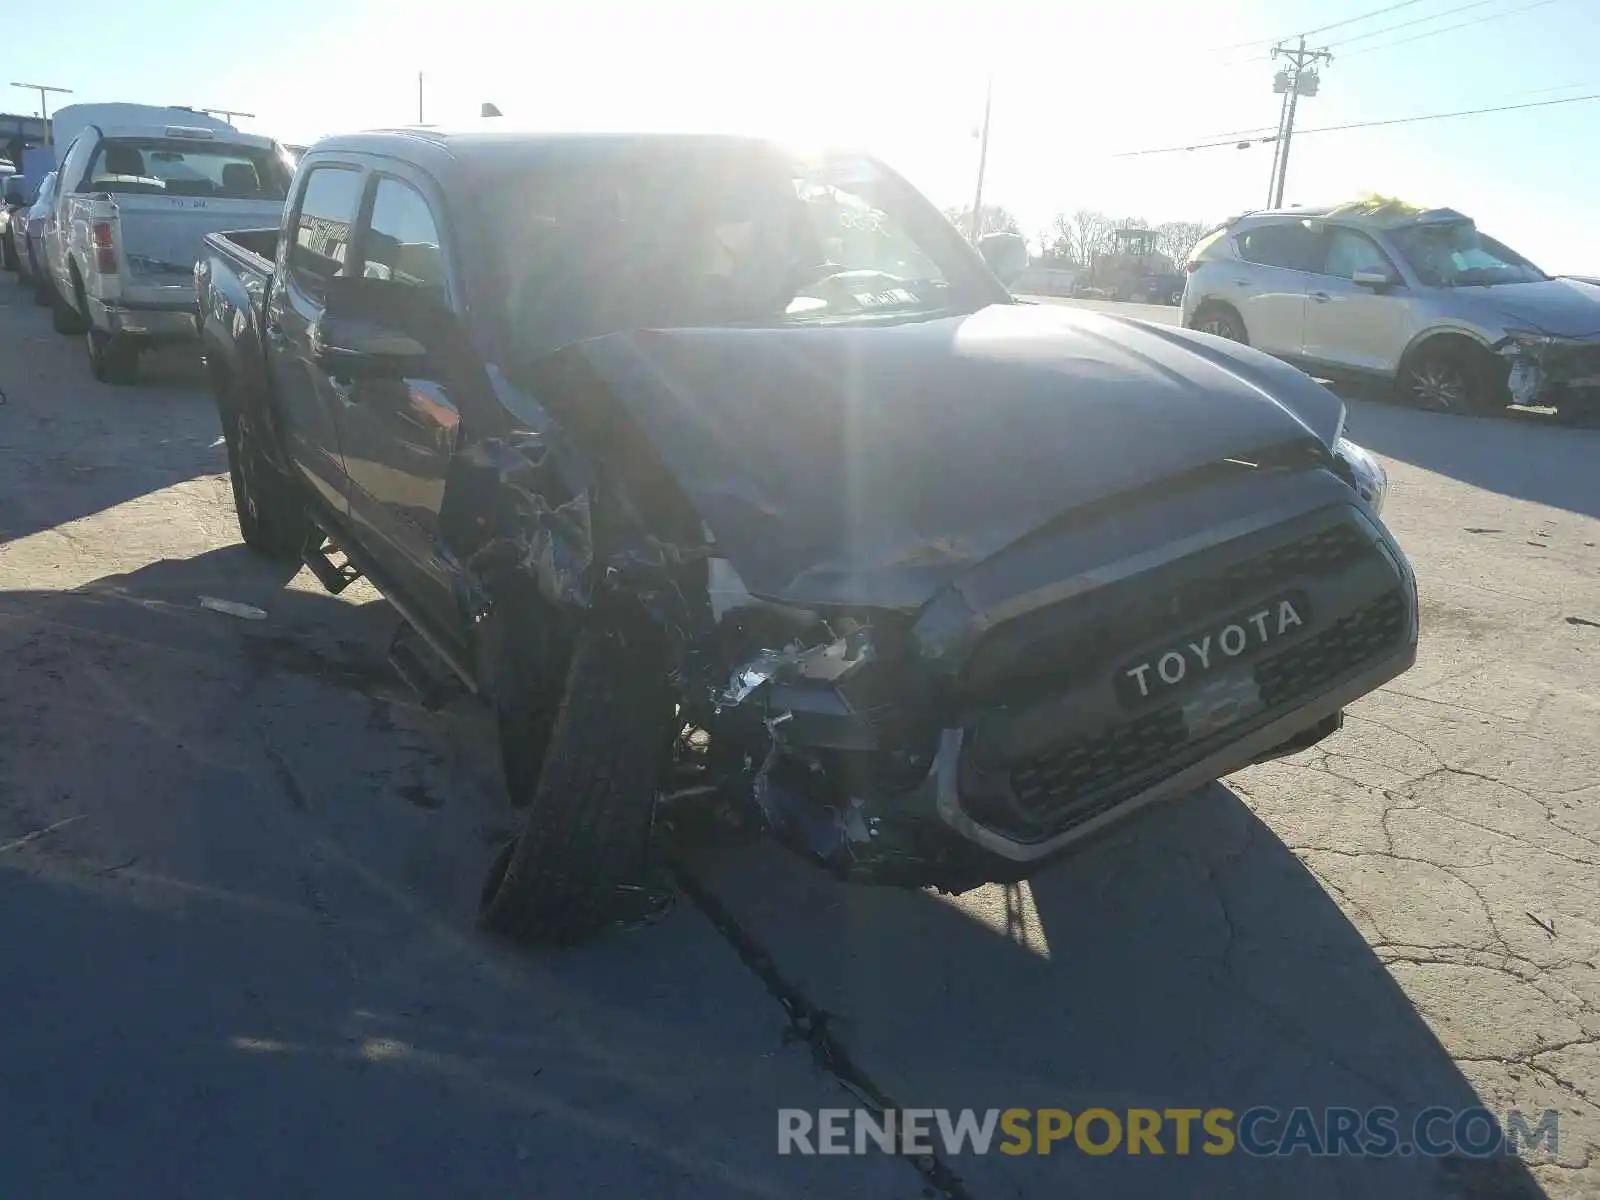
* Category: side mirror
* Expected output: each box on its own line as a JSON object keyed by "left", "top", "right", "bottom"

{"left": 1352, "top": 268, "right": 1398, "bottom": 290}
{"left": 310, "top": 317, "right": 429, "bottom": 378}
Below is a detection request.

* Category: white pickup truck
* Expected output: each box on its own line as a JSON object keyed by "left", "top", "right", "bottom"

{"left": 40, "top": 110, "right": 292, "bottom": 384}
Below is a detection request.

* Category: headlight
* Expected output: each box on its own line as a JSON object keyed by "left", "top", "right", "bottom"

{"left": 1333, "top": 437, "right": 1388, "bottom": 515}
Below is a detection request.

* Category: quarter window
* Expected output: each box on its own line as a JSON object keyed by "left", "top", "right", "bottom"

{"left": 290, "top": 166, "right": 363, "bottom": 300}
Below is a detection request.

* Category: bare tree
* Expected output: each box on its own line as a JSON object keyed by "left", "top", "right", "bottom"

{"left": 1155, "top": 220, "right": 1209, "bottom": 265}
{"left": 943, "top": 203, "right": 1023, "bottom": 239}
{"left": 1071, "top": 209, "right": 1115, "bottom": 264}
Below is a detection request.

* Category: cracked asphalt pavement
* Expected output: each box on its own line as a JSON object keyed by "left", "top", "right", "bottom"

{"left": 1, "top": 280, "right": 1596, "bottom": 1198}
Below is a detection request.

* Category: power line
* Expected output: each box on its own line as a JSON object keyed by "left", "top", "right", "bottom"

{"left": 1339, "top": 0, "right": 1563, "bottom": 56}
{"left": 1299, "top": 0, "right": 1437, "bottom": 37}
{"left": 1325, "top": 0, "right": 1504, "bottom": 47}
{"left": 1112, "top": 90, "right": 1600, "bottom": 158}
{"left": 1204, "top": 0, "right": 1435, "bottom": 53}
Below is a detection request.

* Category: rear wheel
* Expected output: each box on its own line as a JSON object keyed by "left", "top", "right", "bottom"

{"left": 1398, "top": 341, "right": 1506, "bottom": 416}
{"left": 48, "top": 272, "right": 87, "bottom": 334}
{"left": 86, "top": 329, "right": 140, "bottom": 385}
{"left": 480, "top": 624, "right": 675, "bottom": 946}
{"left": 1192, "top": 303, "right": 1248, "bottom": 344}
{"left": 219, "top": 379, "right": 314, "bottom": 559}
{"left": 2, "top": 231, "right": 17, "bottom": 271}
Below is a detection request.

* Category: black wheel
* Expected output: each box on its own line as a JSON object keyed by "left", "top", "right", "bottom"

{"left": 86, "top": 329, "right": 140, "bottom": 385}
{"left": 48, "top": 272, "right": 87, "bottom": 334}
{"left": 480, "top": 624, "right": 675, "bottom": 946}
{"left": 1398, "top": 342, "right": 1506, "bottom": 416}
{"left": 1192, "top": 303, "right": 1248, "bottom": 344}
{"left": 219, "top": 381, "right": 314, "bottom": 559}
{"left": 31, "top": 269, "right": 50, "bottom": 307}
{"left": 489, "top": 580, "right": 573, "bottom": 811}
{"left": 2, "top": 231, "right": 17, "bottom": 272}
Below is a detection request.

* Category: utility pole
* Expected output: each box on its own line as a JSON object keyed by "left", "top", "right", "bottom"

{"left": 202, "top": 107, "right": 256, "bottom": 126}
{"left": 10, "top": 82, "right": 73, "bottom": 148}
{"left": 417, "top": 72, "right": 425, "bottom": 125}
{"left": 1267, "top": 37, "right": 1330, "bottom": 208}
{"left": 969, "top": 73, "right": 993, "bottom": 243}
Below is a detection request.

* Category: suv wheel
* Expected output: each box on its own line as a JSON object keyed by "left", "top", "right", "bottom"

{"left": 48, "top": 273, "right": 87, "bottom": 335}
{"left": 1192, "top": 304, "right": 1248, "bottom": 344}
{"left": 1400, "top": 343, "right": 1506, "bottom": 416}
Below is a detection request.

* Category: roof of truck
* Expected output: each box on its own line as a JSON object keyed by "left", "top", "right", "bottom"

{"left": 305, "top": 127, "right": 803, "bottom": 173}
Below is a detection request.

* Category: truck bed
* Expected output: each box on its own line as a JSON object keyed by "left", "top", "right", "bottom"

{"left": 207, "top": 227, "right": 278, "bottom": 278}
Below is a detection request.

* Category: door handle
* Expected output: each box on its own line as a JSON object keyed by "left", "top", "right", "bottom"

{"left": 1310, "top": 291, "right": 1332, "bottom": 302}
{"left": 1232, "top": 278, "right": 1250, "bottom": 286}
{"left": 264, "top": 322, "right": 287, "bottom": 345}
{"left": 329, "top": 378, "right": 355, "bottom": 406}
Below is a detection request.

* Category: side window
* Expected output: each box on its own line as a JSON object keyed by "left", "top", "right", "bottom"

{"left": 360, "top": 177, "right": 448, "bottom": 308}
{"left": 289, "top": 166, "right": 363, "bottom": 302}
{"left": 1235, "top": 223, "right": 1317, "bottom": 272}
{"left": 58, "top": 136, "right": 89, "bottom": 193}
{"left": 1322, "top": 229, "right": 1394, "bottom": 280}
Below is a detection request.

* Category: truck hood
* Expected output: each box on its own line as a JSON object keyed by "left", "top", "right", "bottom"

{"left": 1464, "top": 277, "right": 1600, "bottom": 339}
{"left": 559, "top": 302, "right": 1344, "bottom": 610}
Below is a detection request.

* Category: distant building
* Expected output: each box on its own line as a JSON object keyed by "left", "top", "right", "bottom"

{"left": 0, "top": 111, "right": 52, "bottom": 171}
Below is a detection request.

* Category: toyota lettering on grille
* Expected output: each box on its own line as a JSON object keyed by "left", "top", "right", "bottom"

{"left": 1116, "top": 593, "right": 1310, "bottom": 706}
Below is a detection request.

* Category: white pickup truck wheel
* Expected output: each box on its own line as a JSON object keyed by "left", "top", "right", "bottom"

{"left": 85, "top": 330, "right": 139, "bottom": 385}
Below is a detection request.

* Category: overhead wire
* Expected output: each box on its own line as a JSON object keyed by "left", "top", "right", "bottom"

{"left": 1111, "top": 91, "right": 1600, "bottom": 157}
{"left": 1338, "top": 0, "right": 1565, "bottom": 56}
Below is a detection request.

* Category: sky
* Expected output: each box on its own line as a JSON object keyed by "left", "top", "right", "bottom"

{"left": 7, "top": 0, "right": 1600, "bottom": 270}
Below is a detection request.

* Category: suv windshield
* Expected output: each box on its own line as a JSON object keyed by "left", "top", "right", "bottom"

{"left": 1388, "top": 220, "right": 1546, "bottom": 287}
{"left": 475, "top": 143, "right": 989, "bottom": 361}
{"left": 86, "top": 138, "right": 291, "bottom": 201}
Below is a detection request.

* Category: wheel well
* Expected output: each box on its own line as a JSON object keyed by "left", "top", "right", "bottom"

{"left": 1398, "top": 331, "right": 1496, "bottom": 379}
{"left": 1190, "top": 298, "right": 1244, "bottom": 333}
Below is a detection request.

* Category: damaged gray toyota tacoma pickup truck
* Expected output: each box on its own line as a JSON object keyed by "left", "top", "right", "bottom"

{"left": 196, "top": 129, "right": 1416, "bottom": 944}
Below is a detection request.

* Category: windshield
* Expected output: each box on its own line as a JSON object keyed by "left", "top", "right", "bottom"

{"left": 85, "top": 137, "right": 291, "bottom": 201}
{"left": 1388, "top": 220, "right": 1546, "bottom": 287}
{"left": 475, "top": 143, "right": 990, "bottom": 362}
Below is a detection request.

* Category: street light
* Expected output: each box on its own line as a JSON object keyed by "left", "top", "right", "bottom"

{"left": 10, "top": 82, "right": 73, "bottom": 148}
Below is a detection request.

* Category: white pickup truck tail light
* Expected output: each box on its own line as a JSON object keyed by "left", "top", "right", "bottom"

{"left": 91, "top": 220, "right": 117, "bottom": 273}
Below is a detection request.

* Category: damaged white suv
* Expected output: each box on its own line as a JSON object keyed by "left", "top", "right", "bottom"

{"left": 1181, "top": 203, "right": 1600, "bottom": 423}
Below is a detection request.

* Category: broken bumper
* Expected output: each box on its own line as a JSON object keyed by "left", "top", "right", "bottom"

{"left": 1500, "top": 334, "right": 1600, "bottom": 409}
{"left": 748, "top": 468, "right": 1417, "bottom": 880}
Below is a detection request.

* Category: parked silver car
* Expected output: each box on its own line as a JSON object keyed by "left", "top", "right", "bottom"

{"left": 1180, "top": 205, "right": 1600, "bottom": 421}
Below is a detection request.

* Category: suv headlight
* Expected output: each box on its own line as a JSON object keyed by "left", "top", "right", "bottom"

{"left": 1333, "top": 437, "right": 1388, "bottom": 515}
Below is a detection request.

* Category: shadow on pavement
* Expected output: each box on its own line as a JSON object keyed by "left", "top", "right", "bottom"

{"left": 1340, "top": 396, "right": 1600, "bottom": 521}
{"left": 0, "top": 547, "right": 908, "bottom": 1200}
{"left": 0, "top": 289, "right": 221, "bottom": 545}
{"left": 683, "top": 784, "right": 1550, "bottom": 1198}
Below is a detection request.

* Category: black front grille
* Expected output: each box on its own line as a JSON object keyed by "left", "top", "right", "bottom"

{"left": 962, "top": 518, "right": 1371, "bottom": 697}
{"left": 981, "top": 588, "right": 1409, "bottom": 842}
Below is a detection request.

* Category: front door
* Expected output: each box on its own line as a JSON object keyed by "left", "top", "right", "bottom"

{"left": 334, "top": 170, "right": 461, "bottom": 630}
{"left": 265, "top": 162, "right": 365, "bottom": 513}
{"left": 1301, "top": 227, "right": 1414, "bottom": 377}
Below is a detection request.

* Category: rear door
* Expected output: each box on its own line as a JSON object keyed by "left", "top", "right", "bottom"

{"left": 1300, "top": 225, "right": 1414, "bottom": 377}
{"left": 334, "top": 165, "right": 463, "bottom": 629}
{"left": 264, "top": 161, "right": 364, "bottom": 514}
{"left": 1229, "top": 221, "right": 1319, "bottom": 359}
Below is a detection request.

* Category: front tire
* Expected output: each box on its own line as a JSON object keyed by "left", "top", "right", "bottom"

{"left": 86, "top": 330, "right": 139, "bottom": 385}
{"left": 480, "top": 625, "right": 675, "bottom": 946}
{"left": 1398, "top": 342, "right": 1506, "bottom": 416}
